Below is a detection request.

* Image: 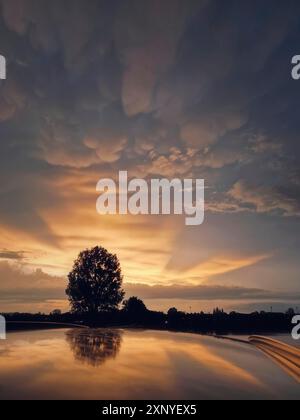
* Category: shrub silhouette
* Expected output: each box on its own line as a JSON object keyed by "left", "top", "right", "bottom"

{"left": 123, "top": 296, "right": 147, "bottom": 315}
{"left": 66, "top": 246, "right": 125, "bottom": 314}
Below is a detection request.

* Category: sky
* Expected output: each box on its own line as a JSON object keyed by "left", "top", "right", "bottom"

{"left": 0, "top": 0, "right": 300, "bottom": 314}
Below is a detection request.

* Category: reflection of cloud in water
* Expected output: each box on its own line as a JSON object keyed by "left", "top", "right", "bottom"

{"left": 66, "top": 329, "right": 122, "bottom": 367}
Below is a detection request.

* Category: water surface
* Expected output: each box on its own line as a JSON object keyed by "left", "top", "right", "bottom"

{"left": 0, "top": 329, "right": 299, "bottom": 400}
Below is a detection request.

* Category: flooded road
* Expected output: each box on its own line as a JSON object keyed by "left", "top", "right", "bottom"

{"left": 0, "top": 329, "right": 299, "bottom": 399}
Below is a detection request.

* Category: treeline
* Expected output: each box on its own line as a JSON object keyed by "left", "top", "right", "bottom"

{"left": 3, "top": 303, "right": 297, "bottom": 334}
{"left": 166, "top": 308, "right": 295, "bottom": 334}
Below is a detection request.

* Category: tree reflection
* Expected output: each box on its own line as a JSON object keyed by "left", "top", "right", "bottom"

{"left": 66, "top": 329, "right": 122, "bottom": 367}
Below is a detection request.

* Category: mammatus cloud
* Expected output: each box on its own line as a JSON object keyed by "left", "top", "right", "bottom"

{"left": 84, "top": 135, "right": 127, "bottom": 164}
{"left": 0, "top": 0, "right": 300, "bottom": 312}
{"left": 115, "top": 0, "right": 202, "bottom": 117}
{"left": 1, "top": 0, "right": 29, "bottom": 35}
{"left": 0, "top": 78, "right": 26, "bottom": 122}
{"left": 181, "top": 109, "right": 247, "bottom": 150}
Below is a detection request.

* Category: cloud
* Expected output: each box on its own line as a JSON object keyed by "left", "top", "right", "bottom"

{"left": 83, "top": 118, "right": 128, "bottom": 164}
{"left": 181, "top": 109, "right": 247, "bottom": 150}
{"left": 0, "top": 76, "right": 27, "bottom": 122}
{"left": 0, "top": 0, "right": 300, "bottom": 312}
{"left": 228, "top": 181, "right": 300, "bottom": 217}
{"left": 0, "top": 261, "right": 66, "bottom": 310}
{"left": 201, "top": 145, "right": 248, "bottom": 169}
{"left": 0, "top": 166, "right": 62, "bottom": 247}
{"left": 1, "top": 0, "right": 30, "bottom": 35}
{"left": 136, "top": 147, "right": 199, "bottom": 178}
{"left": 114, "top": 0, "right": 201, "bottom": 116}
{"left": 125, "top": 282, "right": 300, "bottom": 302}
{"left": 37, "top": 119, "right": 99, "bottom": 169}
{"left": 0, "top": 249, "right": 25, "bottom": 261}
{"left": 0, "top": 259, "right": 298, "bottom": 310}
{"left": 0, "top": 261, "right": 65, "bottom": 289}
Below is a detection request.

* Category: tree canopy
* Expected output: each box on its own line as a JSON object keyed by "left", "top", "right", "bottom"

{"left": 123, "top": 296, "right": 147, "bottom": 315}
{"left": 66, "top": 246, "right": 124, "bottom": 314}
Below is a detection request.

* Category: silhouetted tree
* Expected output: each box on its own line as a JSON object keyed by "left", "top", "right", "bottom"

{"left": 213, "top": 307, "right": 224, "bottom": 315}
{"left": 123, "top": 296, "right": 147, "bottom": 315}
{"left": 286, "top": 308, "right": 295, "bottom": 317}
{"left": 50, "top": 309, "right": 62, "bottom": 316}
{"left": 167, "top": 307, "right": 185, "bottom": 329}
{"left": 167, "top": 307, "right": 178, "bottom": 317}
{"left": 66, "top": 246, "right": 125, "bottom": 314}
